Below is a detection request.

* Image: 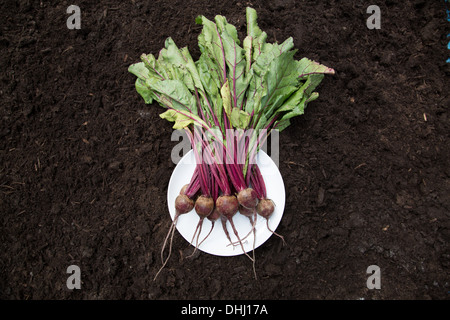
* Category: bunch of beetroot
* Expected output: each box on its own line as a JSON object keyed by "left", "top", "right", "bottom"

{"left": 129, "top": 7, "right": 334, "bottom": 279}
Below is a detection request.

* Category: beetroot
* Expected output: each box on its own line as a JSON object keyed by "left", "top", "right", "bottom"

{"left": 216, "top": 195, "right": 239, "bottom": 218}
{"left": 179, "top": 184, "right": 189, "bottom": 195}
{"left": 255, "top": 198, "right": 274, "bottom": 218}
{"left": 235, "top": 205, "right": 257, "bottom": 243}
{"left": 196, "top": 207, "right": 221, "bottom": 249}
{"left": 175, "top": 194, "right": 194, "bottom": 214}
{"left": 256, "top": 198, "right": 285, "bottom": 244}
{"left": 130, "top": 6, "right": 334, "bottom": 281}
{"left": 208, "top": 206, "right": 221, "bottom": 221}
{"left": 187, "top": 195, "right": 215, "bottom": 257}
{"left": 216, "top": 195, "right": 238, "bottom": 245}
{"left": 154, "top": 193, "right": 194, "bottom": 280}
{"left": 239, "top": 204, "right": 254, "bottom": 217}
{"left": 187, "top": 206, "right": 222, "bottom": 259}
{"left": 194, "top": 195, "right": 214, "bottom": 218}
{"left": 216, "top": 195, "right": 253, "bottom": 262}
{"left": 237, "top": 187, "right": 258, "bottom": 209}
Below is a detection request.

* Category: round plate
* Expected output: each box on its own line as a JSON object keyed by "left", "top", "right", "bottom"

{"left": 167, "top": 150, "right": 285, "bottom": 256}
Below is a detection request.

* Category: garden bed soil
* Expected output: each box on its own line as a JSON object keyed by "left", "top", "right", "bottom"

{"left": 1, "top": 0, "right": 449, "bottom": 299}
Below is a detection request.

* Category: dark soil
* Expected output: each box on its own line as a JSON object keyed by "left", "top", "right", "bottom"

{"left": 1, "top": 0, "right": 449, "bottom": 300}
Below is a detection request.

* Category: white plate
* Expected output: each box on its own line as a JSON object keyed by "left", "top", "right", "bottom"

{"left": 167, "top": 150, "right": 285, "bottom": 256}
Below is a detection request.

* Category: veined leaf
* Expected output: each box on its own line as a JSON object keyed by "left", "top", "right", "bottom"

{"left": 218, "top": 20, "right": 249, "bottom": 110}
{"left": 214, "top": 15, "right": 240, "bottom": 45}
{"left": 159, "top": 109, "right": 206, "bottom": 130}
{"left": 128, "top": 61, "right": 151, "bottom": 81}
{"left": 245, "top": 37, "right": 294, "bottom": 115}
{"left": 152, "top": 79, "right": 197, "bottom": 114}
{"left": 196, "top": 53, "right": 224, "bottom": 127}
{"left": 243, "top": 36, "right": 252, "bottom": 73}
{"left": 158, "top": 38, "right": 198, "bottom": 91}
{"left": 135, "top": 78, "right": 154, "bottom": 104}
{"left": 128, "top": 62, "right": 160, "bottom": 104}
{"left": 196, "top": 15, "right": 227, "bottom": 85}
{"left": 246, "top": 7, "right": 268, "bottom": 62}
{"left": 268, "top": 60, "right": 332, "bottom": 128}
{"left": 230, "top": 107, "right": 251, "bottom": 129}
{"left": 272, "top": 118, "right": 290, "bottom": 132}
{"left": 273, "top": 92, "right": 320, "bottom": 132}
{"left": 297, "top": 57, "right": 335, "bottom": 79}
{"left": 274, "top": 72, "right": 322, "bottom": 114}
{"left": 259, "top": 50, "right": 299, "bottom": 120}
{"left": 301, "top": 73, "right": 325, "bottom": 97}
{"left": 275, "top": 86, "right": 305, "bottom": 114}
{"left": 130, "top": 7, "right": 335, "bottom": 138}
{"left": 159, "top": 38, "right": 187, "bottom": 69}
{"left": 246, "top": 7, "right": 263, "bottom": 40}
{"left": 221, "top": 79, "right": 232, "bottom": 118}
{"left": 179, "top": 45, "right": 207, "bottom": 94}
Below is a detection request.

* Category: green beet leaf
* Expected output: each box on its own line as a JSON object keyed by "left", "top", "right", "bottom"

{"left": 129, "top": 7, "right": 334, "bottom": 137}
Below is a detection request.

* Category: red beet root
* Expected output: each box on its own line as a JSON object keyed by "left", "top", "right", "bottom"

{"left": 195, "top": 207, "right": 221, "bottom": 250}
{"left": 175, "top": 194, "right": 194, "bottom": 214}
{"left": 237, "top": 187, "right": 258, "bottom": 209}
{"left": 208, "top": 207, "right": 221, "bottom": 221}
{"left": 216, "top": 195, "right": 253, "bottom": 262}
{"left": 154, "top": 194, "right": 194, "bottom": 280}
{"left": 256, "top": 198, "right": 285, "bottom": 245}
{"left": 194, "top": 195, "right": 214, "bottom": 218}
{"left": 179, "top": 184, "right": 189, "bottom": 195}
{"left": 239, "top": 204, "right": 255, "bottom": 217}
{"left": 216, "top": 195, "right": 239, "bottom": 218}
{"left": 255, "top": 198, "right": 274, "bottom": 218}
{"left": 187, "top": 196, "right": 215, "bottom": 258}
